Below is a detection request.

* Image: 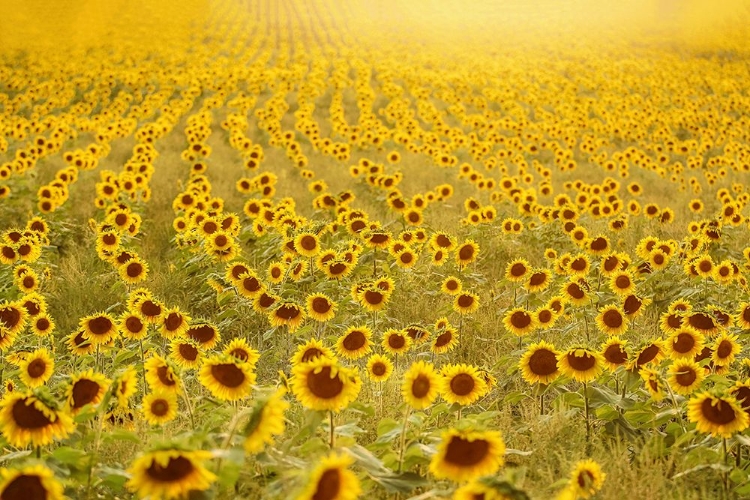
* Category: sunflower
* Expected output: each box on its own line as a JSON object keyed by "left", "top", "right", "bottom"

{"left": 525, "top": 268, "right": 552, "bottom": 293}
{"left": 366, "top": 354, "right": 394, "bottom": 382}
{"left": 243, "top": 389, "right": 290, "bottom": 454}
{"left": 622, "top": 294, "right": 650, "bottom": 318}
{"left": 687, "top": 311, "right": 719, "bottom": 336}
{"left": 199, "top": 355, "right": 256, "bottom": 401}
{"left": 687, "top": 391, "right": 749, "bottom": 438}
{"left": 223, "top": 338, "right": 260, "bottom": 366}
{"left": 0, "top": 301, "right": 27, "bottom": 338}
{"left": 145, "top": 355, "right": 181, "bottom": 393}
{"left": 601, "top": 337, "right": 628, "bottom": 371}
{"left": 358, "top": 286, "right": 389, "bottom": 312}
{"left": 668, "top": 359, "right": 705, "bottom": 396}
{"left": 453, "top": 292, "right": 480, "bottom": 315}
{"left": 160, "top": 307, "right": 191, "bottom": 339}
{"left": 119, "top": 257, "right": 149, "bottom": 284}
{"left": 237, "top": 271, "right": 265, "bottom": 299}
{"left": 291, "top": 338, "right": 335, "bottom": 365}
{"left": 565, "top": 459, "right": 606, "bottom": 500}
{"left": 306, "top": 293, "right": 337, "bottom": 322}
{"left": 0, "top": 392, "right": 74, "bottom": 447}
{"left": 67, "top": 329, "right": 95, "bottom": 356}
{"left": 712, "top": 333, "right": 741, "bottom": 366}
{"left": 561, "top": 279, "right": 590, "bottom": 306}
{"left": 595, "top": 304, "right": 628, "bottom": 336}
{"left": 142, "top": 391, "right": 178, "bottom": 426}
{"left": 558, "top": 348, "right": 604, "bottom": 383}
{"left": 502, "top": 307, "right": 536, "bottom": 336}
{"left": 640, "top": 368, "right": 664, "bottom": 401}
{"left": 382, "top": 329, "right": 412, "bottom": 356}
{"left": 19, "top": 349, "right": 54, "bottom": 388}
{"left": 297, "top": 452, "right": 361, "bottom": 500}
{"left": 729, "top": 381, "right": 750, "bottom": 418}
{"left": 736, "top": 302, "right": 750, "bottom": 329}
{"left": 335, "top": 326, "right": 372, "bottom": 360}
{"left": 269, "top": 301, "right": 306, "bottom": 332}
{"left": 30, "top": 313, "right": 54, "bottom": 337}
{"left": 113, "top": 367, "right": 139, "bottom": 408}
{"left": 291, "top": 357, "right": 361, "bottom": 412}
{"left": 66, "top": 370, "right": 111, "bottom": 414}
{"left": 608, "top": 270, "right": 635, "bottom": 296}
{"left": 185, "top": 322, "right": 221, "bottom": 349}
{"left": 135, "top": 298, "right": 165, "bottom": 325}
{"left": 631, "top": 339, "right": 666, "bottom": 370}
{"left": 294, "top": 231, "right": 321, "bottom": 257}
{"left": 440, "top": 364, "right": 488, "bottom": 406}
{"left": 80, "top": 312, "right": 119, "bottom": 345}
{"left": 432, "top": 326, "right": 460, "bottom": 354}
{"left": 455, "top": 240, "right": 479, "bottom": 267}
{"left": 429, "top": 427, "right": 505, "bottom": 482}
{"left": 505, "top": 259, "right": 530, "bottom": 282}
{"left": 520, "top": 341, "right": 561, "bottom": 385}
{"left": 167, "top": 338, "right": 201, "bottom": 370}
{"left": 126, "top": 449, "right": 216, "bottom": 500}
{"left": 535, "top": 306, "right": 558, "bottom": 330}
{"left": 430, "top": 231, "right": 457, "bottom": 252}
{"left": 0, "top": 464, "right": 64, "bottom": 500}
{"left": 668, "top": 334, "right": 705, "bottom": 369}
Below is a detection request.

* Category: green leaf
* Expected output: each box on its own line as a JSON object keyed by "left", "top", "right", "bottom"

{"left": 97, "top": 466, "right": 130, "bottom": 490}
{"left": 102, "top": 429, "right": 141, "bottom": 444}
{"left": 52, "top": 446, "right": 89, "bottom": 468}
{"left": 369, "top": 472, "right": 428, "bottom": 493}
{"left": 0, "top": 450, "right": 32, "bottom": 464}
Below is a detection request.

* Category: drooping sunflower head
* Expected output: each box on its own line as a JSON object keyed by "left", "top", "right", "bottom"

{"left": 243, "top": 388, "right": 290, "bottom": 455}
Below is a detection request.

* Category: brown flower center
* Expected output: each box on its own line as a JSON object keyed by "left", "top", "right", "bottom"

{"left": 450, "top": 373, "right": 475, "bottom": 396}
{"left": 312, "top": 297, "right": 332, "bottom": 314}
{"left": 88, "top": 316, "right": 113, "bottom": 335}
{"left": 27, "top": 358, "right": 46, "bottom": 378}
{"left": 602, "top": 310, "right": 623, "bottom": 328}
{"left": 528, "top": 349, "right": 558, "bottom": 375}
{"left": 187, "top": 325, "right": 217, "bottom": 343}
{"left": 306, "top": 366, "right": 344, "bottom": 399}
{"left": 411, "top": 374, "right": 431, "bottom": 398}
{"left": 604, "top": 344, "right": 627, "bottom": 365}
{"left": 511, "top": 311, "right": 531, "bottom": 329}
{"left": 1, "top": 474, "right": 47, "bottom": 500}
{"left": 12, "top": 399, "right": 52, "bottom": 428}
{"left": 566, "top": 351, "right": 596, "bottom": 371}
{"left": 388, "top": 334, "right": 405, "bottom": 350}
{"left": 371, "top": 362, "right": 387, "bottom": 377}
{"left": 444, "top": 436, "right": 490, "bottom": 466}
{"left": 275, "top": 304, "right": 301, "bottom": 320}
{"left": 151, "top": 399, "right": 170, "bottom": 417}
{"left": 701, "top": 398, "right": 737, "bottom": 425}
{"left": 312, "top": 468, "right": 340, "bottom": 500}
{"left": 342, "top": 331, "right": 366, "bottom": 351}
{"left": 675, "top": 368, "right": 697, "bottom": 387}
{"left": 210, "top": 363, "right": 246, "bottom": 388}
{"left": 146, "top": 456, "right": 194, "bottom": 482}
{"left": 72, "top": 379, "right": 101, "bottom": 408}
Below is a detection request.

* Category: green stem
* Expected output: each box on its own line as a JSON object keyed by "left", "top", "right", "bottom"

{"left": 583, "top": 382, "right": 591, "bottom": 453}
{"left": 329, "top": 411, "right": 335, "bottom": 449}
{"left": 397, "top": 407, "right": 411, "bottom": 473}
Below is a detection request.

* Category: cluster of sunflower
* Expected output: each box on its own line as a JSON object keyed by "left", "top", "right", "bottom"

{"left": 2, "top": 0, "right": 750, "bottom": 498}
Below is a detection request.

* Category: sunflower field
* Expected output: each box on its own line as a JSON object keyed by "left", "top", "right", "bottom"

{"left": 1, "top": 0, "right": 750, "bottom": 498}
